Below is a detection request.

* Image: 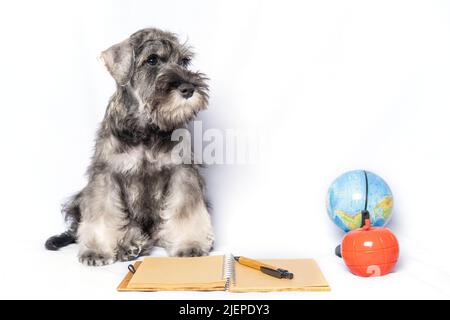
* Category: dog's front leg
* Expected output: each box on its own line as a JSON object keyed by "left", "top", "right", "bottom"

{"left": 76, "top": 174, "right": 126, "bottom": 266}
{"left": 156, "top": 167, "right": 214, "bottom": 257}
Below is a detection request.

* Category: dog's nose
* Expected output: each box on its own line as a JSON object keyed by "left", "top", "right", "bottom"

{"left": 178, "top": 83, "right": 195, "bottom": 99}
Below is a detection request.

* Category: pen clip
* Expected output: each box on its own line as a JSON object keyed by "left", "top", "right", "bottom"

{"left": 260, "top": 266, "right": 283, "bottom": 279}
{"left": 260, "top": 266, "right": 294, "bottom": 279}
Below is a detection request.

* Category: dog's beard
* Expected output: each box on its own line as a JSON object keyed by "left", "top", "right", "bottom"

{"left": 132, "top": 64, "right": 208, "bottom": 131}
{"left": 150, "top": 90, "right": 207, "bottom": 131}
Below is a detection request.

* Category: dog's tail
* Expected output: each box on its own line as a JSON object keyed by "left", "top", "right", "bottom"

{"left": 45, "top": 231, "right": 76, "bottom": 250}
{"left": 45, "top": 192, "right": 82, "bottom": 251}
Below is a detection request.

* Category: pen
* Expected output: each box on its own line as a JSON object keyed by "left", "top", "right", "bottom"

{"left": 234, "top": 256, "right": 294, "bottom": 279}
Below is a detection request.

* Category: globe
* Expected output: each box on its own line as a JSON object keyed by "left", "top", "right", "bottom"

{"left": 326, "top": 170, "right": 393, "bottom": 232}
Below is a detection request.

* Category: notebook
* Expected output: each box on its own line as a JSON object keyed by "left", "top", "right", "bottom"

{"left": 117, "top": 255, "right": 330, "bottom": 292}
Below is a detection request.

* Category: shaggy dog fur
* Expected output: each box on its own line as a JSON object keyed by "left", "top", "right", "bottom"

{"left": 45, "top": 28, "right": 214, "bottom": 266}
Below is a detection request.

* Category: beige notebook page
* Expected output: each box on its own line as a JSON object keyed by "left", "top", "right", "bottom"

{"left": 230, "top": 259, "right": 330, "bottom": 292}
{"left": 127, "top": 255, "right": 226, "bottom": 290}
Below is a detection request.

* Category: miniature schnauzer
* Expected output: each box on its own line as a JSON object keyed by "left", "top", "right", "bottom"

{"left": 45, "top": 28, "right": 214, "bottom": 266}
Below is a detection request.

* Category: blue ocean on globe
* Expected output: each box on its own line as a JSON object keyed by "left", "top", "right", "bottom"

{"left": 326, "top": 170, "right": 393, "bottom": 232}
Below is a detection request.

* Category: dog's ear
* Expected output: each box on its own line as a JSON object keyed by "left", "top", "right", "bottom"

{"left": 100, "top": 39, "right": 135, "bottom": 86}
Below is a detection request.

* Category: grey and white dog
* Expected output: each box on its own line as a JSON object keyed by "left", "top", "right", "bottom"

{"left": 45, "top": 28, "right": 214, "bottom": 266}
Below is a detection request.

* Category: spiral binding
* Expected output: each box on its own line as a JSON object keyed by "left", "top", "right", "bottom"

{"left": 223, "top": 253, "right": 235, "bottom": 291}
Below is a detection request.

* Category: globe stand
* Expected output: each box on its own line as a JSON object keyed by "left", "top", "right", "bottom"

{"left": 335, "top": 210, "right": 370, "bottom": 258}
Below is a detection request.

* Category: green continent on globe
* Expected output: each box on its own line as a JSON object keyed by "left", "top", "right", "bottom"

{"left": 374, "top": 195, "right": 393, "bottom": 220}
{"left": 335, "top": 209, "right": 362, "bottom": 230}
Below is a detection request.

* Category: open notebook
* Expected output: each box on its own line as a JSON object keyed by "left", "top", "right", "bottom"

{"left": 117, "top": 255, "right": 330, "bottom": 292}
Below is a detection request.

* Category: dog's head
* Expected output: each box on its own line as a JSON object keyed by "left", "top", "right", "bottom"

{"left": 101, "top": 28, "right": 208, "bottom": 131}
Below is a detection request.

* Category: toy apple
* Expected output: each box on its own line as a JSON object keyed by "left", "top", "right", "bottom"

{"left": 335, "top": 210, "right": 399, "bottom": 277}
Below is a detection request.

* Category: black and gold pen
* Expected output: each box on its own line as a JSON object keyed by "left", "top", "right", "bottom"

{"left": 234, "top": 256, "right": 294, "bottom": 279}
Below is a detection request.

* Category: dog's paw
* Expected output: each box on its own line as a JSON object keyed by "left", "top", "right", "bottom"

{"left": 174, "top": 245, "right": 208, "bottom": 257}
{"left": 206, "top": 233, "right": 215, "bottom": 252}
{"left": 117, "top": 244, "right": 141, "bottom": 262}
{"left": 79, "top": 251, "right": 115, "bottom": 266}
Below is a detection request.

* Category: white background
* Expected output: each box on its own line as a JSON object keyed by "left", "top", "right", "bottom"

{"left": 0, "top": 0, "right": 449, "bottom": 299}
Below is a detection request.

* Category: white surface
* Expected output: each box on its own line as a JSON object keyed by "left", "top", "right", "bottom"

{"left": 1, "top": 0, "right": 450, "bottom": 299}
{"left": 3, "top": 245, "right": 450, "bottom": 299}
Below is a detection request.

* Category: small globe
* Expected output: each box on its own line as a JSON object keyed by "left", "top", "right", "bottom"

{"left": 326, "top": 170, "right": 393, "bottom": 232}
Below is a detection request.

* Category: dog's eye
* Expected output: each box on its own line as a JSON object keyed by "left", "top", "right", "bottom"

{"left": 147, "top": 54, "right": 159, "bottom": 66}
{"left": 181, "top": 58, "right": 191, "bottom": 67}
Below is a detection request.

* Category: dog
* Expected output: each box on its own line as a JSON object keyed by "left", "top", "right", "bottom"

{"left": 45, "top": 28, "right": 214, "bottom": 266}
